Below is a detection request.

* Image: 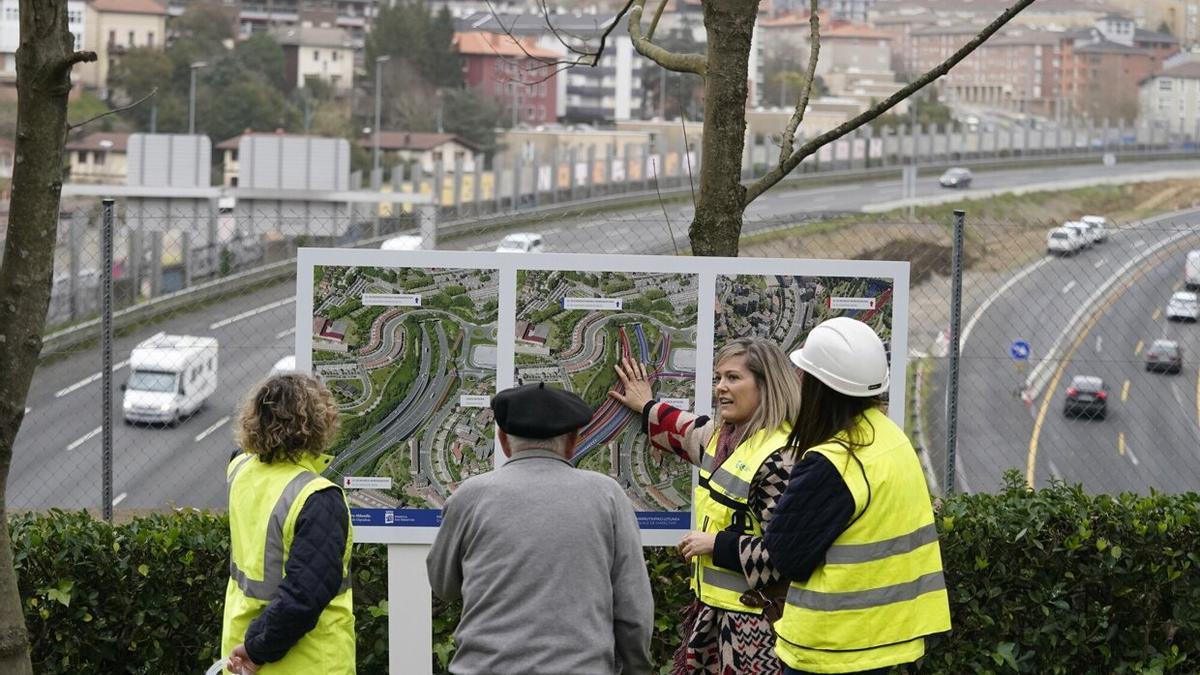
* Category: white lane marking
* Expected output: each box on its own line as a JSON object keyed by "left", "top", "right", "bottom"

{"left": 66, "top": 426, "right": 101, "bottom": 452}
{"left": 194, "top": 415, "right": 231, "bottom": 443}
{"left": 1135, "top": 239, "right": 1147, "bottom": 248}
{"left": 961, "top": 256, "right": 1052, "bottom": 347}
{"left": 23, "top": 407, "right": 30, "bottom": 415}
{"left": 1172, "top": 383, "right": 1184, "bottom": 407}
{"left": 112, "top": 492, "right": 127, "bottom": 506}
{"left": 1095, "top": 336, "right": 1103, "bottom": 353}
{"left": 1127, "top": 444, "right": 1140, "bottom": 466}
{"left": 210, "top": 297, "right": 296, "bottom": 330}
{"left": 1062, "top": 281, "right": 1077, "bottom": 294}
{"left": 275, "top": 327, "right": 296, "bottom": 340}
{"left": 1094, "top": 258, "right": 1107, "bottom": 269}
{"left": 55, "top": 359, "right": 130, "bottom": 398}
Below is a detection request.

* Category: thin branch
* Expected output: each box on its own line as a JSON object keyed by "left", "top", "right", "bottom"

{"left": 538, "top": 0, "right": 595, "bottom": 56}
{"left": 481, "top": 0, "right": 635, "bottom": 72}
{"left": 67, "top": 87, "right": 156, "bottom": 132}
{"left": 778, "top": 1, "right": 820, "bottom": 163}
{"left": 680, "top": 116, "right": 696, "bottom": 208}
{"left": 647, "top": 0, "right": 669, "bottom": 41}
{"left": 745, "top": 0, "right": 1037, "bottom": 206}
{"left": 650, "top": 157, "right": 681, "bottom": 256}
{"left": 629, "top": 0, "right": 707, "bottom": 77}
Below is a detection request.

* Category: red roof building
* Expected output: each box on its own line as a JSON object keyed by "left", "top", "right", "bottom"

{"left": 455, "top": 31, "right": 560, "bottom": 126}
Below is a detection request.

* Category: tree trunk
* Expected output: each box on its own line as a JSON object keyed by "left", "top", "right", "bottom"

{"left": 0, "top": 3, "right": 94, "bottom": 672}
{"left": 688, "top": 0, "right": 758, "bottom": 257}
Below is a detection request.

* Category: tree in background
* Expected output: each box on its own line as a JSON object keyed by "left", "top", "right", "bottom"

{"left": 870, "top": 87, "right": 954, "bottom": 131}
{"left": 0, "top": 2, "right": 96, "bottom": 672}
{"left": 760, "top": 50, "right": 827, "bottom": 109}
{"left": 642, "top": 22, "right": 705, "bottom": 120}
{"left": 442, "top": 88, "right": 507, "bottom": 161}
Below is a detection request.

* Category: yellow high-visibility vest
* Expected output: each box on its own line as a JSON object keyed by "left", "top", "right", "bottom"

{"left": 221, "top": 452, "right": 355, "bottom": 674}
{"left": 775, "top": 408, "right": 951, "bottom": 674}
{"left": 690, "top": 423, "right": 792, "bottom": 613}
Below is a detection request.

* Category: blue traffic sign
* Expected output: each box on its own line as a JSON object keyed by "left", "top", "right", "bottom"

{"left": 1010, "top": 339, "right": 1031, "bottom": 361}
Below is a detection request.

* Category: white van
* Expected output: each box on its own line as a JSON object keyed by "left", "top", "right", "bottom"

{"left": 1187, "top": 250, "right": 1200, "bottom": 290}
{"left": 122, "top": 333, "right": 219, "bottom": 425}
{"left": 496, "top": 232, "right": 545, "bottom": 253}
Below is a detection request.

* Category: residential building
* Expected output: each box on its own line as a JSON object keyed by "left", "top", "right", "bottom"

{"left": 455, "top": 30, "right": 560, "bottom": 126}
{"left": 78, "top": 0, "right": 167, "bottom": 94}
{"left": 818, "top": 0, "right": 876, "bottom": 23}
{"left": 932, "top": 28, "right": 1064, "bottom": 115}
{"left": 65, "top": 131, "right": 129, "bottom": 184}
{"left": 165, "top": 0, "right": 374, "bottom": 47}
{"left": 1107, "top": 0, "right": 1200, "bottom": 47}
{"left": 0, "top": 134, "right": 13, "bottom": 180}
{"left": 271, "top": 24, "right": 355, "bottom": 92}
{"left": 360, "top": 132, "right": 479, "bottom": 174}
{"left": 0, "top": 0, "right": 85, "bottom": 83}
{"left": 1060, "top": 16, "right": 1177, "bottom": 121}
{"left": 495, "top": 126, "right": 655, "bottom": 177}
{"left": 1140, "top": 55, "right": 1200, "bottom": 135}
{"left": 817, "top": 22, "right": 893, "bottom": 76}
{"left": 458, "top": 11, "right": 644, "bottom": 124}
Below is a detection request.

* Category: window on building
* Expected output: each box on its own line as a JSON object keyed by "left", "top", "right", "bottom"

{"left": 73, "top": 32, "right": 82, "bottom": 50}
{"left": 77, "top": 151, "right": 88, "bottom": 164}
{"left": 128, "top": 30, "right": 135, "bottom": 46}
{"left": 313, "top": 50, "right": 320, "bottom": 61}
{"left": 148, "top": 32, "right": 154, "bottom": 47}
{"left": 331, "top": 51, "right": 338, "bottom": 61}
{"left": 1160, "top": 79, "right": 1174, "bottom": 91}
{"left": 4, "top": 7, "right": 17, "bottom": 21}
{"left": 68, "top": 9, "right": 82, "bottom": 23}
{"left": 108, "top": 30, "right": 116, "bottom": 46}
{"left": 95, "top": 151, "right": 106, "bottom": 166}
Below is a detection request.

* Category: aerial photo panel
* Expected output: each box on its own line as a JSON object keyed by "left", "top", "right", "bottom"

{"left": 514, "top": 269, "right": 700, "bottom": 528}
{"left": 310, "top": 264, "right": 500, "bottom": 523}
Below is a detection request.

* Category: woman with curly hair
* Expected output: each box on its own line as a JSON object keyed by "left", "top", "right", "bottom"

{"left": 221, "top": 373, "right": 355, "bottom": 675}
{"left": 610, "top": 338, "right": 802, "bottom": 675}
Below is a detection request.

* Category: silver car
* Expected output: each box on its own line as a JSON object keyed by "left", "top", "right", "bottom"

{"left": 1166, "top": 291, "right": 1200, "bottom": 322}
{"left": 939, "top": 167, "right": 973, "bottom": 189}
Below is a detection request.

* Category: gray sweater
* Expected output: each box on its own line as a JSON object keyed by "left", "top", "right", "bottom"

{"left": 426, "top": 449, "right": 654, "bottom": 675}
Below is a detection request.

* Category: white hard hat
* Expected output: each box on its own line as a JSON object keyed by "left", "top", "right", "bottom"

{"left": 790, "top": 317, "right": 889, "bottom": 397}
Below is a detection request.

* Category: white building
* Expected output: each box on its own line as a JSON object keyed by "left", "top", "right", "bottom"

{"left": 271, "top": 24, "right": 355, "bottom": 93}
{"left": 1140, "top": 58, "right": 1200, "bottom": 137}
{"left": 0, "top": 0, "right": 85, "bottom": 82}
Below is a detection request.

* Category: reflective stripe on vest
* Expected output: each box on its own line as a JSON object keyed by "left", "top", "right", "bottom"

{"left": 824, "top": 522, "right": 939, "bottom": 565}
{"left": 786, "top": 570, "right": 946, "bottom": 612}
{"left": 702, "top": 566, "right": 751, "bottom": 594}
{"left": 228, "top": 470, "right": 314, "bottom": 600}
{"left": 707, "top": 464, "right": 753, "bottom": 500}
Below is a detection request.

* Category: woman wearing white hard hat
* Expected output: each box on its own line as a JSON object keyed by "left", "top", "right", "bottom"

{"left": 764, "top": 317, "right": 951, "bottom": 675}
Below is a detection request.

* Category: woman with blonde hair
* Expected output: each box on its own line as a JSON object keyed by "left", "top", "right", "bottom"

{"left": 221, "top": 373, "right": 356, "bottom": 674}
{"left": 610, "top": 337, "right": 802, "bottom": 675}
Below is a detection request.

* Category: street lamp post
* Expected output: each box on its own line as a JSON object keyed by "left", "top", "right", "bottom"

{"left": 188, "top": 61, "right": 207, "bottom": 135}
{"left": 373, "top": 55, "right": 390, "bottom": 182}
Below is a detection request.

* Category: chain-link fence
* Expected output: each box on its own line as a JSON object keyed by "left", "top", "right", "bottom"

{"left": 12, "top": 161, "right": 1200, "bottom": 514}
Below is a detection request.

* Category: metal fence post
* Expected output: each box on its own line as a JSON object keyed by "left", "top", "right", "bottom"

{"left": 512, "top": 153, "right": 522, "bottom": 212}
{"left": 181, "top": 231, "right": 192, "bottom": 290}
{"left": 101, "top": 198, "right": 115, "bottom": 523}
{"left": 68, "top": 210, "right": 82, "bottom": 321}
{"left": 452, "top": 154, "right": 464, "bottom": 219}
{"left": 530, "top": 150, "right": 541, "bottom": 209}
{"left": 945, "top": 209, "right": 966, "bottom": 495}
{"left": 586, "top": 145, "right": 596, "bottom": 199}
{"left": 419, "top": 203, "right": 438, "bottom": 250}
{"left": 472, "top": 154, "right": 484, "bottom": 215}
{"left": 150, "top": 230, "right": 163, "bottom": 298}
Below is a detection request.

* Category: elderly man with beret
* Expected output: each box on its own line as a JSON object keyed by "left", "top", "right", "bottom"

{"left": 426, "top": 383, "right": 655, "bottom": 675}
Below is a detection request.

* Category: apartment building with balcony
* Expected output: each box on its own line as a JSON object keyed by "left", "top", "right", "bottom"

{"left": 77, "top": 0, "right": 167, "bottom": 94}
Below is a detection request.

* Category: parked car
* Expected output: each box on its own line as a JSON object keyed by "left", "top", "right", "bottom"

{"left": 380, "top": 235, "right": 423, "bottom": 251}
{"left": 1047, "top": 227, "right": 1084, "bottom": 256}
{"left": 1166, "top": 291, "right": 1200, "bottom": 321}
{"left": 1186, "top": 250, "right": 1200, "bottom": 290}
{"left": 1080, "top": 215, "right": 1110, "bottom": 243}
{"left": 939, "top": 167, "right": 973, "bottom": 189}
{"left": 1063, "top": 375, "right": 1107, "bottom": 419}
{"left": 122, "top": 333, "right": 218, "bottom": 426}
{"left": 496, "top": 232, "right": 545, "bottom": 253}
{"left": 1062, "top": 221, "right": 1096, "bottom": 248}
{"left": 1145, "top": 339, "right": 1183, "bottom": 374}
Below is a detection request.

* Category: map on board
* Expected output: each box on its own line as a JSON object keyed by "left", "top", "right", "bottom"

{"left": 311, "top": 265, "right": 499, "bottom": 517}
{"left": 514, "top": 269, "right": 699, "bottom": 523}
{"left": 716, "top": 273, "right": 895, "bottom": 374}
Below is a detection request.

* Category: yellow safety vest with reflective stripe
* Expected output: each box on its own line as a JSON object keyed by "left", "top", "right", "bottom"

{"left": 221, "top": 452, "right": 355, "bottom": 674}
{"left": 690, "top": 423, "right": 792, "bottom": 613}
{"left": 775, "top": 408, "right": 951, "bottom": 674}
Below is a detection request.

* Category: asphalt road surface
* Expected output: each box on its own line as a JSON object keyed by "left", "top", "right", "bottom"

{"left": 954, "top": 210, "right": 1200, "bottom": 494}
{"left": 13, "top": 158, "right": 1199, "bottom": 510}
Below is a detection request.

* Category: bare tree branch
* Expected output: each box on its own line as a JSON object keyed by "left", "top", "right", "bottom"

{"left": 68, "top": 87, "right": 156, "bottom": 132}
{"left": 629, "top": 0, "right": 707, "bottom": 77}
{"left": 745, "top": 0, "right": 1037, "bottom": 206}
{"left": 778, "top": 1, "right": 820, "bottom": 163}
{"left": 481, "top": 0, "right": 635, "bottom": 71}
{"left": 647, "top": 0, "right": 669, "bottom": 41}
{"left": 538, "top": 0, "right": 595, "bottom": 57}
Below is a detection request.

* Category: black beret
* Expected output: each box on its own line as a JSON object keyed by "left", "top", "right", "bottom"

{"left": 491, "top": 383, "right": 593, "bottom": 438}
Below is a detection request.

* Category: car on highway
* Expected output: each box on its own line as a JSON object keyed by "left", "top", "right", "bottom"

{"left": 1063, "top": 376, "right": 1107, "bottom": 420}
{"left": 380, "top": 235, "right": 423, "bottom": 251}
{"left": 1145, "top": 339, "right": 1183, "bottom": 374}
{"left": 1062, "top": 221, "right": 1096, "bottom": 248}
{"left": 1046, "top": 227, "right": 1084, "bottom": 256}
{"left": 938, "top": 167, "right": 973, "bottom": 189}
{"left": 496, "top": 232, "right": 545, "bottom": 253}
{"left": 270, "top": 355, "right": 297, "bottom": 376}
{"left": 1186, "top": 250, "right": 1200, "bottom": 290}
{"left": 1080, "top": 215, "right": 1110, "bottom": 243}
{"left": 1166, "top": 291, "right": 1200, "bottom": 322}
{"left": 122, "top": 333, "right": 218, "bottom": 426}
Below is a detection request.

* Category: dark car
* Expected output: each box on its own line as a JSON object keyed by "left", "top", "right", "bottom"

{"left": 1145, "top": 339, "right": 1183, "bottom": 374}
{"left": 1063, "top": 375, "right": 1107, "bottom": 419}
{"left": 939, "top": 167, "right": 973, "bottom": 189}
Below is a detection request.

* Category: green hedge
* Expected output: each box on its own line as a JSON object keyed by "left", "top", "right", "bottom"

{"left": 10, "top": 473, "right": 1199, "bottom": 673}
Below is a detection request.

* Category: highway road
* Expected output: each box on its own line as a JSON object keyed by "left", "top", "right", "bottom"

{"left": 953, "top": 210, "right": 1200, "bottom": 494}
{"left": 13, "top": 158, "right": 1200, "bottom": 511}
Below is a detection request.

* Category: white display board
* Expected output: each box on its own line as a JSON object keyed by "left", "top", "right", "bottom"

{"left": 295, "top": 249, "right": 910, "bottom": 546}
